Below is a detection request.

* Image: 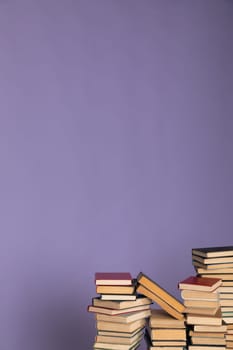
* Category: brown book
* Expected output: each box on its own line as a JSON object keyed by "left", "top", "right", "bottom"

{"left": 137, "top": 285, "right": 184, "bottom": 320}
{"left": 190, "top": 330, "right": 225, "bottom": 338}
{"left": 178, "top": 276, "right": 221, "bottom": 292}
{"left": 222, "top": 281, "right": 233, "bottom": 286}
{"left": 194, "top": 324, "right": 227, "bottom": 332}
{"left": 184, "top": 299, "right": 219, "bottom": 308}
{"left": 186, "top": 308, "right": 222, "bottom": 326}
{"left": 192, "top": 246, "right": 233, "bottom": 258}
{"left": 144, "top": 330, "right": 185, "bottom": 350}
{"left": 197, "top": 267, "right": 233, "bottom": 274}
{"left": 92, "top": 295, "right": 151, "bottom": 310}
{"left": 150, "top": 328, "right": 186, "bottom": 341}
{"left": 95, "top": 329, "right": 143, "bottom": 345}
{"left": 191, "top": 336, "right": 226, "bottom": 345}
{"left": 95, "top": 309, "right": 151, "bottom": 324}
{"left": 149, "top": 309, "right": 185, "bottom": 328}
{"left": 137, "top": 272, "right": 184, "bottom": 313}
{"left": 95, "top": 272, "right": 132, "bottom": 286}
{"left": 96, "top": 319, "right": 146, "bottom": 333}
{"left": 181, "top": 289, "right": 219, "bottom": 300}
{"left": 88, "top": 304, "right": 151, "bottom": 316}
{"left": 184, "top": 306, "right": 219, "bottom": 316}
{"left": 96, "top": 285, "right": 135, "bottom": 295}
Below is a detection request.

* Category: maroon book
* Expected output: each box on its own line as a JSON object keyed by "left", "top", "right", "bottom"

{"left": 95, "top": 272, "right": 133, "bottom": 286}
{"left": 178, "top": 276, "right": 222, "bottom": 292}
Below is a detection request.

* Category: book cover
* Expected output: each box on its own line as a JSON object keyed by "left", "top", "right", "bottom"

{"left": 93, "top": 295, "right": 151, "bottom": 310}
{"left": 178, "top": 276, "right": 221, "bottom": 292}
{"left": 137, "top": 272, "right": 184, "bottom": 313}
{"left": 95, "top": 272, "right": 132, "bottom": 286}
{"left": 88, "top": 304, "right": 150, "bottom": 316}
{"left": 192, "top": 246, "right": 233, "bottom": 258}
{"left": 149, "top": 309, "right": 185, "bottom": 328}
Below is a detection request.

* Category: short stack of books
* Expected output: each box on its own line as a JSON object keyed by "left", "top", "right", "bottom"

{"left": 193, "top": 246, "right": 233, "bottom": 324}
{"left": 226, "top": 323, "right": 233, "bottom": 349}
{"left": 136, "top": 272, "right": 186, "bottom": 349}
{"left": 178, "top": 275, "right": 225, "bottom": 349}
{"left": 145, "top": 309, "right": 187, "bottom": 350}
{"left": 88, "top": 272, "right": 152, "bottom": 350}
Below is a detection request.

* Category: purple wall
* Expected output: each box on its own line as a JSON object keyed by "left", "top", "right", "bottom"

{"left": 0, "top": 1, "right": 233, "bottom": 349}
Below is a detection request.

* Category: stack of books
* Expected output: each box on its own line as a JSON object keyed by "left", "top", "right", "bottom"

{"left": 226, "top": 323, "right": 233, "bottom": 349}
{"left": 178, "top": 275, "right": 225, "bottom": 349}
{"left": 88, "top": 272, "right": 152, "bottom": 350}
{"left": 145, "top": 309, "right": 186, "bottom": 350}
{"left": 193, "top": 246, "right": 233, "bottom": 324}
{"left": 136, "top": 272, "right": 186, "bottom": 349}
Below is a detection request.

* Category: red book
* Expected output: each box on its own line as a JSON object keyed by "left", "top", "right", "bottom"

{"left": 178, "top": 276, "right": 222, "bottom": 292}
{"left": 95, "top": 272, "right": 132, "bottom": 286}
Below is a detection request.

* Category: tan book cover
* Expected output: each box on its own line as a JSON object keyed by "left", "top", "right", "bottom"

{"left": 96, "top": 285, "right": 135, "bottom": 294}
{"left": 137, "top": 272, "right": 184, "bottom": 313}
{"left": 96, "top": 319, "right": 145, "bottom": 333}
{"left": 149, "top": 309, "right": 185, "bottom": 328}
{"left": 150, "top": 328, "right": 186, "bottom": 340}
{"left": 137, "top": 285, "right": 184, "bottom": 320}
{"left": 88, "top": 304, "right": 150, "bottom": 316}
{"left": 93, "top": 295, "right": 151, "bottom": 310}
{"left": 95, "top": 309, "right": 151, "bottom": 324}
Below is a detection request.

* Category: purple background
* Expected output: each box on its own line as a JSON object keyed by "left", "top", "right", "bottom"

{"left": 0, "top": 1, "right": 233, "bottom": 349}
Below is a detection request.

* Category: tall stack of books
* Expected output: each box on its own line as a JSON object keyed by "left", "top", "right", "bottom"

{"left": 192, "top": 246, "right": 233, "bottom": 324}
{"left": 88, "top": 272, "right": 152, "bottom": 350}
{"left": 145, "top": 309, "right": 186, "bottom": 350}
{"left": 178, "top": 275, "right": 225, "bottom": 349}
{"left": 136, "top": 272, "right": 186, "bottom": 349}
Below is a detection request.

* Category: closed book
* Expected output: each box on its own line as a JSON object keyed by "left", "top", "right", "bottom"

{"left": 151, "top": 340, "right": 186, "bottom": 346}
{"left": 193, "top": 254, "right": 233, "bottom": 264}
{"left": 194, "top": 325, "right": 227, "bottom": 332}
{"left": 192, "top": 246, "right": 233, "bottom": 258}
{"left": 96, "top": 319, "right": 146, "bottom": 333}
{"left": 93, "top": 340, "right": 140, "bottom": 350}
{"left": 199, "top": 273, "right": 233, "bottom": 280}
{"left": 191, "top": 336, "right": 226, "bottom": 345}
{"left": 95, "top": 330, "right": 143, "bottom": 345}
{"left": 92, "top": 295, "right": 151, "bottom": 310}
{"left": 150, "top": 328, "right": 186, "bottom": 341}
{"left": 189, "top": 347, "right": 226, "bottom": 350}
{"left": 178, "top": 276, "right": 221, "bottom": 292}
{"left": 101, "top": 294, "right": 136, "bottom": 301}
{"left": 95, "top": 309, "right": 151, "bottom": 324}
{"left": 95, "top": 273, "right": 132, "bottom": 286}
{"left": 149, "top": 309, "right": 185, "bottom": 328}
{"left": 137, "top": 272, "right": 184, "bottom": 313}
{"left": 96, "top": 285, "right": 135, "bottom": 295}
{"left": 193, "top": 261, "right": 233, "bottom": 269}
{"left": 98, "top": 328, "right": 143, "bottom": 338}
{"left": 186, "top": 308, "right": 222, "bottom": 326}
{"left": 184, "top": 306, "right": 219, "bottom": 316}
{"left": 197, "top": 267, "right": 233, "bottom": 274}
{"left": 137, "top": 285, "right": 184, "bottom": 320}
{"left": 88, "top": 304, "right": 150, "bottom": 316}
{"left": 184, "top": 299, "right": 219, "bottom": 308}
{"left": 190, "top": 330, "right": 225, "bottom": 338}
{"left": 181, "top": 289, "right": 219, "bottom": 301}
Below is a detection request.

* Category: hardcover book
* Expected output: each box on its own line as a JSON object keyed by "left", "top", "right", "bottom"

{"left": 95, "top": 272, "right": 132, "bottom": 286}
{"left": 192, "top": 246, "right": 233, "bottom": 258}
{"left": 137, "top": 272, "right": 185, "bottom": 315}
{"left": 178, "top": 276, "right": 222, "bottom": 292}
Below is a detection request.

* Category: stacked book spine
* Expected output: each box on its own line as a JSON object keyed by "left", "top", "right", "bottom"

{"left": 145, "top": 309, "right": 187, "bottom": 350}
{"left": 178, "top": 275, "right": 225, "bottom": 350}
{"left": 192, "top": 246, "right": 233, "bottom": 325}
{"left": 226, "top": 323, "right": 233, "bottom": 349}
{"left": 88, "top": 272, "right": 151, "bottom": 350}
